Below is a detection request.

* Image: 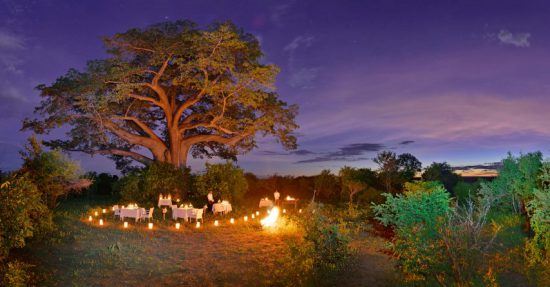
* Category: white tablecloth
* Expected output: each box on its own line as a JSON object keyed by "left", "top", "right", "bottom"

{"left": 158, "top": 198, "right": 172, "bottom": 207}
{"left": 172, "top": 207, "right": 193, "bottom": 221}
{"left": 212, "top": 203, "right": 232, "bottom": 214}
{"left": 120, "top": 208, "right": 142, "bottom": 221}
{"left": 259, "top": 199, "right": 273, "bottom": 208}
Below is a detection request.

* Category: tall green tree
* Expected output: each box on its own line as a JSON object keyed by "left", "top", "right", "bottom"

{"left": 196, "top": 161, "right": 248, "bottom": 205}
{"left": 314, "top": 169, "right": 340, "bottom": 202}
{"left": 23, "top": 20, "right": 298, "bottom": 170}
{"left": 374, "top": 151, "right": 421, "bottom": 193}
{"left": 422, "top": 162, "right": 460, "bottom": 194}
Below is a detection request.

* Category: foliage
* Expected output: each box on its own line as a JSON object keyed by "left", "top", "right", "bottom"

{"left": 24, "top": 20, "right": 298, "bottom": 170}
{"left": 85, "top": 172, "right": 119, "bottom": 196}
{"left": 0, "top": 174, "right": 53, "bottom": 261}
{"left": 313, "top": 169, "right": 340, "bottom": 202}
{"left": 19, "top": 136, "right": 84, "bottom": 208}
{"left": 374, "top": 151, "right": 421, "bottom": 193}
{"left": 525, "top": 163, "right": 550, "bottom": 280}
{"left": 452, "top": 180, "right": 482, "bottom": 206}
{"left": 196, "top": 161, "right": 248, "bottom": 205}
{"left": 276, "top": 204, "right": 355, "bottom": 286}
{"left": 1, "top": 260, "right": 32, "bottom": 287}
{"left": 338, "top": 166, "right": 377, "bottom": 203}
{"left": 421, "top": 162, "right": 460, "bottom": 194}
{"left": 118, "top": 162, "right": 191, "bottom": 206}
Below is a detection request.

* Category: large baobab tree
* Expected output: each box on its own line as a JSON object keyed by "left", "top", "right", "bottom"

{"left": 23, "top": 21, "right": 298, "bottom": 170}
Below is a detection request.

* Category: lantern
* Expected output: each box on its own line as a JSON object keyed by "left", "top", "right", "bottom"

{"left": 283, "top": 209, "right": 287, "bottom": 214}
{"left": 267, "top": 209, "right": 271, "bottom": 214}
{"left": 175, "top": 223, "right": 181, "bottom": 230}
{"left": 244, "top": 216, "right": 248, "bottom": 222}
{"left": 230, "top": 218, "right": 235, "bottom": 224}
{"left": 148, "top": 223, "right": 153, "bottom": 230}
{"left": 196, "top": 221, "right": 201, "bottom": 228}
{"left": 102, "top": 208, "right": 106, "bottom": 214}
{"left": 124, "top": 222, "right": 128, "bottom": 228}
{"left": 88, "top": 216, "right": 93, "bottom": 222}
{"left": 256, "top": 211, "right": 260, "bottom": 216}
{"left": 251, "top": 214, "right": 255, "bottom": 219}
{"left": 94, "top": 211, "right": 98, "bottom": 216}
{"left": 299, "top": 209, "right": 303, "bottom": 213}
{"left": 214, "top": 220, "right": 219, "bottom": 226}
{"left": 99, "top": 219, "right": 104, "bottom": 226}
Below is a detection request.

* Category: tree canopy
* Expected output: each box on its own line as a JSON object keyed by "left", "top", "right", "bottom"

{"left": 23, "top": 20, "right": 298, "bottom": 170}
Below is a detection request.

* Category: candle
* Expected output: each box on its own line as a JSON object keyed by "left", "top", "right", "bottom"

{"left": 196, "top": 221, "right": 201, "bottom": 228}
{"left": 148, "top": 223, "right": 153, "bottom": 230}
{"left": 256, "top": 211, "right": 260, "bottom": 216}
{"left": 102, "top": 208, "right": 106, "bottom": 213}
{"left": 299, "top": 209, "right": 303, "bottom": 213}
{"left": 230, "top": 218, "right": 234, "bottom": 224}
{"left": 283, "top": 209, "right": 286, "bottom": 214}
{"left": 99, "top": 219, "right": 104, "bottom": 226}
{"left": 175, "top": 223, "right": 181, "bottom": 230}
{"left": 124, "top": 222, "right": 128, "bottom": 228}
{"left": 88, "top": 216, "right": 93, "bottom": 222}
{"left": 94, "top": 211, "right": 98, "bottom": 216}
{"left": 251, "top": 214, "right": 255, "bottom": 219}
{"left": 267, "top": 209, "right": 271, "bottom": 214}
{"left": 214, "top": 220, "right": 219, "bottom": 226}
{"left": 244, "top": 216, "right": 248, "bottom": 222}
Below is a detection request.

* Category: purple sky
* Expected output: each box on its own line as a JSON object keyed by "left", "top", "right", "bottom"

{"left": 1, "top": 0, "right": 550, "bottom": 176}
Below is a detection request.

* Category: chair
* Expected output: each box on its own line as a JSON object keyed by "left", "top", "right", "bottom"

{"left": 141, "top": 207, "right": 154, "bottom": 222}
{"left": 113, "top": 205, "right": 120, "bottom": 219}
{"left": 188, "top": 208, "right": 203, "bottom": 222}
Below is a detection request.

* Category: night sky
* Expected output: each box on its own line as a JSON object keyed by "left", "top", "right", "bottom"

{"left": 1, "top": 0, "right": 549, "bottom": 176}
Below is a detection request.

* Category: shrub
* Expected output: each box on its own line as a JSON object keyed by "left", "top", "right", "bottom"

{"left": 276, "top": 204, "right": 355, "bottom": 286}
{"left": 452, "top": 180, "right": 482, "bottom": 206}
{"left": 118, "top": 162, "right": 191, "bottom": 206}
{"left": 0, "top": 175, "right": 53, "bottom": 261}
{"left": 195, "top": 161, "right": 247, "bottom": 205}
{"left": 1, "top": 260, "right": 32, "bottom": 287}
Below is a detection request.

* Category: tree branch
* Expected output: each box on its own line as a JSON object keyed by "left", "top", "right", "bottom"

{"left": 113, "top": 116, "right": 164, "bottom": 144}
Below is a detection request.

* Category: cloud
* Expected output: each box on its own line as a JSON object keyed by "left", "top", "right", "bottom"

{"left": 0, "top": 29, "right": 26, "bottom": 73}
{"left": 399, "top": 140, "right": 415, "bottom": 145}
{"left": 452, "top": 162, "right": 502, "bottom": 171}
{"left": 296, "top": 143, "right": 385, "bottom": 164}
{"left": 261, "top": 149, "right": 316, "bottom": 156}
{"left": 283, "top": 35, "right": 315, "bottom": 52}
{"left": 270, "top": 3, "right": 291, "bottom": 27}
{"left": 288, "top": 67, "right": 319, "bottom": 88}
{"left": 497, "top": 30, "right": 531, "bottom": 48}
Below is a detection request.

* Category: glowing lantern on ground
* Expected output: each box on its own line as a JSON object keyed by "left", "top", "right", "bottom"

{"left": 196, "top": 221, "right": 201, "bottom": 228}
{"left": 214, "top": 220, "right": 219, "bottom": 226}
{"left": 256, "top": 211, "right": 260, "bottom": 216}
{"left": 124, "top": 222, "right": 128, "bottom": 228}
{"left": 102, "top": 209, "right": 106, "bottom": 214}
{"left": 244, "top": 216, "right": 248, "bottom": 222}
{"left": 88, "top": 216, "right": 93, "bottom": 222}
{"left": 251, "top": 214, "right": 255, "bottom": 219}
{"left": 261, "top": 207, "right": 279, "bottom": 228}
{"left": 283, "top": 209, "right": 286, "bottom": 214}
{"left": 175, "top": 223, "right": 181, "bottom": 230}
{"left": 148, "top": 223, "right": 153, "bottom": 230}
{"left": 94, "top": 211, "right": 98, "bottom": 216}
{"left": 230, "top": 218, "right": 235, "bottom": 224}
{"left": 299, "top": 209, "right": 302, "bottom": 213}
{"left": 267, "top": 209, "right": 271, "bottom": 214}
{"left": 99, "top": 219, "right": 104, "bottom": 226}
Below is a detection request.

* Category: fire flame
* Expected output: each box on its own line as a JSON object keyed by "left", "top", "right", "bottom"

{"left": 261, "top": 207, "right": 280, "bottom": 228}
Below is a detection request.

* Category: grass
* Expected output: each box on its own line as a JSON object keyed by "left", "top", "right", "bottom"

{"left": 20, "top": 198, "right": 397, "bottom": 286}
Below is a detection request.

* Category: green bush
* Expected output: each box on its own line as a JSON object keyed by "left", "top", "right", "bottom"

{"left": 118, "top": 162, "right": 191, "bottom": 206}
{"left": 276, "top": 204, "right": 355, "bottom": 286}
{"left": 452, "top": 180, "right": 482, "bottom": 205}
{"left": 0, "top": 175, "right": 53, "bottom": 260}
{"left": 1, "top": 260, "right": 32, "bottom": 287}
{"left": 195, "top": 161, "right": 247, "bottom": 205}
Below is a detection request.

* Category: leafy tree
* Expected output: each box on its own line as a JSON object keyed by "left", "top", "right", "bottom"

{"left": 314, "top": 170, "right": 340, "bottom": 202}
{"left": 452, "top": 180, "right": 482, "bottom": 205}
{"left": 118, "top": 162, "right": 190, "bottom": 206}
{"left": 338, "top": 166, "right": 374, "bottom": 203}
{"left": 196, "top": 161, "right": 248, "bottom": 205}
{"left": 422, "top": 162, "right": 460, "bottom": 194}
{"left": 23, "top": 20, "right": 298, "bottom": 170}
{"left": 19, "top": 136, "right": 86, "bottom": 208}
{"left": 374, "top": 151, "right": 421, "bottom": 193}
{"left": 86, "top": 172, "right": 119, "bottom": 196}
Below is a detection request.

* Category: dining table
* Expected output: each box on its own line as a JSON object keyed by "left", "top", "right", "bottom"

{"left": 120, "top": 207, "right": 143, "bottom": 222}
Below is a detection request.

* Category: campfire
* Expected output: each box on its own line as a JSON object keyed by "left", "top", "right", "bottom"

{"left": 260, "top": 207, "right": 280, "bottom": 228}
